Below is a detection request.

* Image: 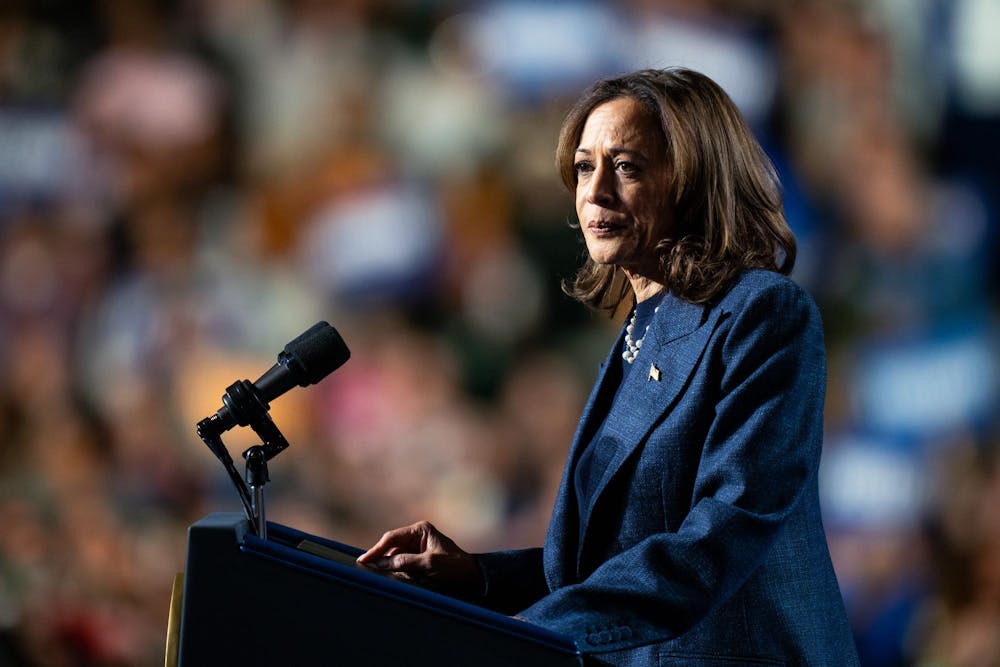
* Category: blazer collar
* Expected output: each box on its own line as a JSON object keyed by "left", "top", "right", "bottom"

{"left": 581, "top": 293, "right": 708, "bottom": 445}
{"left": 544, "top": 293, "right": 717, "bottom": 587}
{"left": 648, "top": 291, "right": 709, "bottom": 345}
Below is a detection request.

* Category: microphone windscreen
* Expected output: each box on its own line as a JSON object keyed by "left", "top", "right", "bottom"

{"left": 283, "top": 321, "right": 350, "bottom": 385}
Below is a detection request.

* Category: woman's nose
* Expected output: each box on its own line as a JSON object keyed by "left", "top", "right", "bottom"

{"left": 584, "top": 163, "right": 616, "bottom": 207}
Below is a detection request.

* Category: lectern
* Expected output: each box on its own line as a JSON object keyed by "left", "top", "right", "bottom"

{"left": 176, "top": 513, "right": 582, "bottom": 666}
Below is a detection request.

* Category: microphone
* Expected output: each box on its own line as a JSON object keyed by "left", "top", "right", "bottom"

{"left": 199, "top": 321, "right": 350, "bottom": 436}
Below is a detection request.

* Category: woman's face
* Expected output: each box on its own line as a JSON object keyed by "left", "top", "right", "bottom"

{"left": 574, "top": 97, "right": 673, "bottom": 274}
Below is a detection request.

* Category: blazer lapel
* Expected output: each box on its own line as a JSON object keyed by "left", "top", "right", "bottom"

{"left": 576, "top": 295, "right": 723, "bottom": 573}
{"left": 543, "top": 324, "right": 626, "bottom": 591}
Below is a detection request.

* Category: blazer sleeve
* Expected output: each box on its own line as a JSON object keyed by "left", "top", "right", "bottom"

{"left": 474, "top": 547, "right": 547, "bottom": 615}
{"left": 515, "top": 281, "right": 828, "bottom": 650}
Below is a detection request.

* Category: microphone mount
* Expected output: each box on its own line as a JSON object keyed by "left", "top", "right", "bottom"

{"left": 197, "top": 378, "right": 292, "bottom": 540}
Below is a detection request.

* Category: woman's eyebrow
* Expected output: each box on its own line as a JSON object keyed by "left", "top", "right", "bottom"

{"left": 575, "top": 147, "right": 645, "bottom": 157}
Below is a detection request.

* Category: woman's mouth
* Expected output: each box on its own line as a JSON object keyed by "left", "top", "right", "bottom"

{"left": 588, "top": 220, "right": 626, "bottom": 236}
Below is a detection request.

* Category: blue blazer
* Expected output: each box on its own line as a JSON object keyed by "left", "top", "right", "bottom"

{"left": 477, "top": 270, "right": 858, "bottom": 666}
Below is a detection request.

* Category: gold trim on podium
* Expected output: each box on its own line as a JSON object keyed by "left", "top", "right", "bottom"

{"left": 165, "top": 573, "right": 184, "bottom": 667}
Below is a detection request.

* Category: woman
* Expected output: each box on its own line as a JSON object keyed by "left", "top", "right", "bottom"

{"left": 358, "top": 68, "right": 859, "bottom": 666}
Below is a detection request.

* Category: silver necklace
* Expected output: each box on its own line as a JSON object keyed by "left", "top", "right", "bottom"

{"left": 622, "top": 305, "right": 659, "bottom": 364}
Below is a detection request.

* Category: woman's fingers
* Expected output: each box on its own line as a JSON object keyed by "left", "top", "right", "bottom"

{"left": 356, "top": 521, "right": 483, "bottom": 597}
{"left": 356, "top": 522, "right": 428, "bottom": 564}
{"left": 372, "top": 551, "right": 426, "bottom": 572}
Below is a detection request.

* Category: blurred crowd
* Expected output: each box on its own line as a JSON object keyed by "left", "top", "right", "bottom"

{"left": 0, "top": 0, "right": 998, "bottom": 665}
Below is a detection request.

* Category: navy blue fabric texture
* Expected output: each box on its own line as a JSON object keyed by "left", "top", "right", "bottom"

{"left": 477, "top": 269, "right": 859, "bottom": 665}
{"left": 574, "top": 292, "right": 666, "bottom": 545}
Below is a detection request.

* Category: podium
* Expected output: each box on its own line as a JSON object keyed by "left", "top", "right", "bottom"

{"left": 176, "top": 513, "right": 582, "bottom": 666}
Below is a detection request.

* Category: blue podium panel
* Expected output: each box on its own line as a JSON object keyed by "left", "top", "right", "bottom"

{"left": 178, "top": 513, "right": 582, "bottom": 666}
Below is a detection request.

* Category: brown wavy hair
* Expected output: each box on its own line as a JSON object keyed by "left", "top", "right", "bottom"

{"left": 558, "top": 68, "right": 796, "bottom": 311}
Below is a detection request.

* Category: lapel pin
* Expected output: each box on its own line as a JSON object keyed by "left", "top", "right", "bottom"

{"left": 648, "top": 364, "right": 661, "bottom": 382}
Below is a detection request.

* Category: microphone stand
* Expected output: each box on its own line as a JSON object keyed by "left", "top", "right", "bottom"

{"left": 196, "top": 379, "right": 291, "bottom": 539}
{"left": 240, "top": 415, "right": 289, "bottom": 540}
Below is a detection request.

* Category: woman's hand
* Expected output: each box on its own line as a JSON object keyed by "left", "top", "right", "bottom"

{"left": 357, "top": 521, "right": 483, "bottom": 599}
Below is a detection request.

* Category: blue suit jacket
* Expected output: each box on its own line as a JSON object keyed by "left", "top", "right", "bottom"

{"left": 477, "top": 270, "right": 859, "bottom": 666}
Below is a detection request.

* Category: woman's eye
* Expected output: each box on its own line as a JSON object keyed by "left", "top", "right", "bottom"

{"left": 574, "top": 161, "right": 594, "bottom": 175}
{"left": 615, "top": 161, "right": 638, "bottom": 174}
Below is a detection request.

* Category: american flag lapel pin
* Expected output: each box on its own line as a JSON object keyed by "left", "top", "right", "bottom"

{"left": 648, "top": 364, "right": 661, "bottom": 382}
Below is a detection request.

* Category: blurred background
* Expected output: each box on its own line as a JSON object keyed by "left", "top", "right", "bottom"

{"left": 0, "top": 0, "right": 998, "bottom": 664}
